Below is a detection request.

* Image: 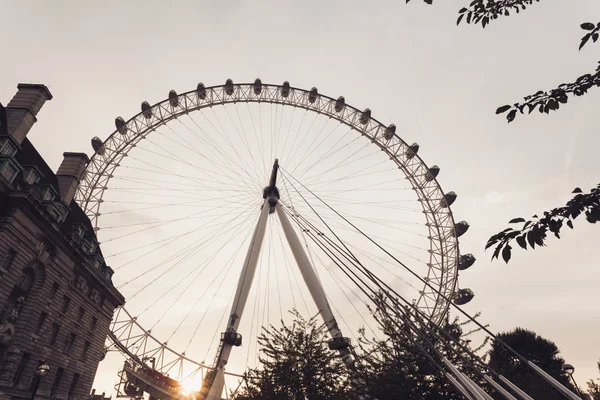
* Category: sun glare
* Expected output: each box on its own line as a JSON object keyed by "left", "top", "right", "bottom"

{"left": 181, "top": 375, "right": 203, "bottom": 395}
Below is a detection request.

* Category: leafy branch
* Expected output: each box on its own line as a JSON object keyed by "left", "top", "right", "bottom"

{"left": 496, "top": 22, "right": 600, "bottom": 123}
{"left": 486, "top": 184, "right": 600, "bottom": 263}
{"left": 457, "top": 0, "right": 540, "bottom": 28}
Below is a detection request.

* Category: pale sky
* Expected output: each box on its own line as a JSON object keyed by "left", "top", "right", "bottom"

{"left": 2, "top": 0, "right": 600, "bottom": 395}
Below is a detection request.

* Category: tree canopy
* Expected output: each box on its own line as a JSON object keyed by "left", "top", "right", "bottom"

{"left": 235, "top": 310, "right": 349, "bottom": 400}
{"left": 488, "top": 328, "right": 576, "bottom": 399}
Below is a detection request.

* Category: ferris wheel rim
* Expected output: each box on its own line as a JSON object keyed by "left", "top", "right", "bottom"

{"left": 77, "top": 80, "right": 461, "bottom": 377}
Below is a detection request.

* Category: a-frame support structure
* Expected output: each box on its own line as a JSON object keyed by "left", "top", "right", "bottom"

{"left": 199, "top": 160, "right": 352, "bottom": 400}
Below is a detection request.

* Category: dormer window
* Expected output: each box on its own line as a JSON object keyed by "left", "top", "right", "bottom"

{"left": 41, "top": 186, "right": 58, "bottom": 202}
{"left": 81, "top": 239, "right": 98, "bottom": 254}
{"left": 104, "top": 266, "right": 115, "bottom": 281}
{"left": 88, "top": 254, "right": 105, "bottom": 270}
{"left": 0, "top": 137, "right": 18, "bottom": 157}
{"left": 72, "top": 224, "right": 86, "bottom": 240}
{"left": 23, "top": 167, "right": 41, "bottom": 185}
{"left": 46, "top": 202, "right": 69, "bottom": 224}
{"left": 0, "top": 156, "right": 22, "bottom": 184}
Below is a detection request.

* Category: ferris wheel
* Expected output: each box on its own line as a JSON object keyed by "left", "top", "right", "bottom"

{"left": 77, "top": 80, "right": 476, "bottom": 400}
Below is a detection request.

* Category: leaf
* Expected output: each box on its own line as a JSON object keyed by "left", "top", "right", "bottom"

{"left": 506, "top": 109, "right": 517, "bottom": 123}
{"left": 492, "top": 244, "right": 502, "bottom": 260}
{"left": 502, "top": 245, "right": 512, "bottom": 263}
{"left": 567, "top": 220, "right": 573, "bottom": 229}
{"left": 459, "top": 7, "right": 468, "bottom": 13}
{"left": 572, "top": 187, "right": 583, "bottom": 193}
{"left": 532, "top": 215, "right": 538, "bottom": 218}
{"left": 485, "top": 239, "right": 498, "bottom": 250}
{"left": 581, "top": 22, "right": 595, "bottom": 30}
{"left": 527, "top": 230, "right": 536, "bottom": 249}
{"left": 516, "top": 235, "right": 527, "bottom": 249}
{"left": 496, "top": 105, "right": 511, "bottom": 114}
{"left": 594, "top": 33, "right": 599, "bottom": 43}
{"left": 457, "top": 13, "right": 465, "bottom": 25}
{"left": 580, "top": 34, "right": 591, "bottom": 50}
{"left": 508, "top": 217, "right": 525, "bottom": 224}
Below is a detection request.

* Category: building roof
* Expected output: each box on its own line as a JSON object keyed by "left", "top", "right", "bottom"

{"left": 14, "top": 138, "right": 101, "bottom": 246}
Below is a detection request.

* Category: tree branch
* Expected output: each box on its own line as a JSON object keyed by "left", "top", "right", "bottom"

{"left": 486, "top": 185, "right": 600, "bottom": 263}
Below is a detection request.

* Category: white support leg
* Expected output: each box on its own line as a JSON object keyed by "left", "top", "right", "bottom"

{"left": 275, "top": 204, "right": 348, "bottom": 346}
{"left": 204, "top": 199, "right": 271, "bottom": 400}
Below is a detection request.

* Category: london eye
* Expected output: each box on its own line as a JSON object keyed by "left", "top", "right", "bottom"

{"left": 78, "top": 80, "right": 475, "bottom": 399}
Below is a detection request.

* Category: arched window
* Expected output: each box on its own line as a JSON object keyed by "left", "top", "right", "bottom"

{"left": 15, "top": 268, "right": 34, "bottom": 292}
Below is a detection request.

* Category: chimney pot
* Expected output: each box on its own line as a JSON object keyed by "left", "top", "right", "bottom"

{"left": 56, "top": 152, "right": 89, "bottom": 204}
{"left": 6, "top": 83, "right": 52, "bottom": 144}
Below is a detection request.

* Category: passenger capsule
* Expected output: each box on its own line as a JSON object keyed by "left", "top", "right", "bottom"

{"left": 197, "top": 82, "right": 207, "bottom": 99}
{"left": 115, "top": 117, "right": 127, "bottom": 135}
{"left": 360, "top": 109, "right": 371, "bottom": 125}
{"left": 308, "top": 87, "right": 318, "bottom": 103}
{"left": 406, "top": 143, "right": 420, "bottom": 159}
{"left": 453, "top": 288, "right": 474, "bottom": 305}
{"left": 141, "top": 101, "right": 152, "bottom": 119}
{"left": 335, "top": 96, "right": 345, "bottom": 112}
{"left": 253, "top": 78, "right": 262, "bottom": 95}
{"left": 328, "top": 337, "right": 351, "bottom": 351}
{"left": 440, "top": 191, "right": 457, "bottom": 208}
{"left": 91, "top": 137, "right": 105, "bottom": 155}
{"left": 281, "top": 81, "right": 291, "bottom": 97}
{"left": 169, "top": 90, "right": 179, "bottom": 107}
{"left": 452, "top": 221, "right": 470, "bottom": 238}
{"left": 425, "top": 165, "right": 440, "bottom": 182}
{"left": 225, "top": 79, "right": 234, "bottom": 95}
{"left": 458, "top": 254, "right": 476, "bottom": 270}
{"left": 384, "top": 124, "right": 396, "bottom": 141}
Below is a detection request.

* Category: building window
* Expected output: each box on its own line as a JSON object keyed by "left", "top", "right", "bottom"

{"left": 67, "top": 373, "right": 80, "bottom": 400}
{"left": 49, "top": 323, "right": 60, "bottom": 345}
{"left": 90, "top": 317, "right": 98, "bottom": 331}
{"left": 12, "top": 353, "right": 30, "bottom": 387}
{"left": 63, "top": 332, "right": 76, "bottom": 354}
{"left": 35, "top": 312, "right": 47, "bottom": 334}
{"left": 0, "top": 160, "right": 18, "bottom": 183}
{"left": 50, "top": 282, "right": 59, "bottom": 299}
{"left": 77, "top": 307, "right": 85, "bottom": 322}
{"left": 81, "top": 341, "right": 90, "bottom": 359}
{"left": 0, "top": 248, "right": 16, "bottom": 271}
{"left": 15, "top": 268, "right": 34, "bottom": 290}
{"left": 42, "top": 187, "right": 55, "bottom": 201}
{"left": 72, "top": 224, "right": 86, "bottom": 240}
{"left": 48, "top": 204, "right": 67, "bottom": 224}
{"left": 50, "top": 367, "right": 64, "bottom": 397}
{"left": 60, "top": 296, "right": 70, "bottom": 314}
{"left": 23, "top": 168, "right": 40, "bottom": 185}
{"left": 0, "top": 138, "right": 18, "bottom": 156}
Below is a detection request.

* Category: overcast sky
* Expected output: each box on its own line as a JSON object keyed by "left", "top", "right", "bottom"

{"left": 2, "top": 0, "right": 600, "bottom": 395}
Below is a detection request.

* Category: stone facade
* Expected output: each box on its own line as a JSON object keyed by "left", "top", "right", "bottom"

{"left": 0, "top": 84, "right": 125, "bottom": 400}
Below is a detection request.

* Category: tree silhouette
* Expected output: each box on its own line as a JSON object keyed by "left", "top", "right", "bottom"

{"left": 488, "top": 328, "right": 576, "bottom": 399}
{"left": 354, "top": 296, "right": 490, "bottom": 399}
{"left": 587, "top": 360, "right": 600, "bottom": 400}
{"left": 235, "top": 310, "right": 349, "bottom": 400}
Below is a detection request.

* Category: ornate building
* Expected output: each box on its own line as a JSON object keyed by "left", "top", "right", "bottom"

{"left": 0, "top": 84, "right": 125, "bottom": 400}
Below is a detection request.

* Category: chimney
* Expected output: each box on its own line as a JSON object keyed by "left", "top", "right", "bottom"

{"left": 6, "top": 83, "right": 53, "bottom": 144}
{"left": 56, "top": 152, "right": 89, "bottom": 204}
